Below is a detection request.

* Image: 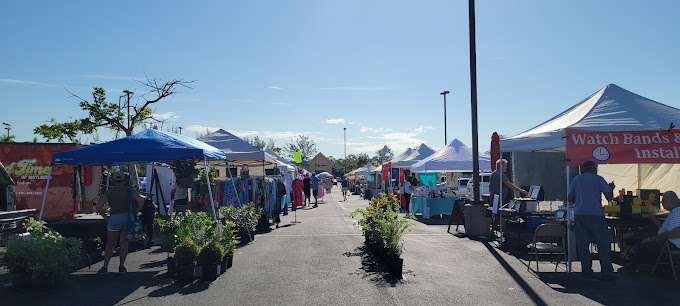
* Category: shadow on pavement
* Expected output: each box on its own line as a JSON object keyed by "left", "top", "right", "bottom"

{"left": 481, "top": 241, "right": 549, "bottom": 306}
{"left": 0, "top": 271, "right": 160, "bottom": 305}
{"left": 344, "top": 246, "right": 406, "bottom": 287}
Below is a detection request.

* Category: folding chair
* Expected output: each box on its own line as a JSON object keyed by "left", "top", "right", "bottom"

{"left": 652, "top": 227, "right": 680, "bottom": 280}
{"left": 527, "top": 223, "right": 567, "bottom": 275}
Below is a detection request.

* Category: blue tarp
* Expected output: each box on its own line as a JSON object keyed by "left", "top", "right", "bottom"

{"left": 51, "top": 129, "right": 226, "bottom": 165}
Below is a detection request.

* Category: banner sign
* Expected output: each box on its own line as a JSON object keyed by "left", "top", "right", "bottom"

{"left": 293, "top": 152, "right": 302, "bottom": 164}
{"left": 382, "top": 162, "right": 391, "bottom": 181}
{"left": 565, "top": 128, "right": 680, "bottom": 166}
{"left": 0, "top": 143, "right": 79, "bottom": 220}
{"left": 399, "top": 168, "right": 405, "bottom": 182}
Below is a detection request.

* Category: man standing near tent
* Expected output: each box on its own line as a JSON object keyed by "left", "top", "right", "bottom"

{"left": 303, "top": 174, "right": 312, "bottom": 207}
{"left": 490, "top": 159, "right": 529, "bottom": 203}
{"left": 311, "top": 173, "right": 319, "bottom": 208}
{"left": 568, "top": 161, "right": 616, "bottom": 281}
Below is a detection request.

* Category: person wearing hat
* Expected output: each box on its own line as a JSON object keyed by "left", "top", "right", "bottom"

{"left": 95, "top": 171, "right": 145, "bottom": 273}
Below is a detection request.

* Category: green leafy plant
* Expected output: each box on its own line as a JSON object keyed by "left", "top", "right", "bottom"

{"left": 0, "top": 237, "right": 37, "bottom": 273}
{"left": 219, "top": 203, "right": 260, "bottom": 233}
{"left": 174, "top": 239, "right": 200, "bottom": 267}
{"left": 169, "top": 160, "right": 199, "bottom": 179}
{"left": 215, "top": 221, "right": 236, "bottom": 255}
{"left": 196, "top": 240, "right": 224, "bottom": 266}
{"left": 350, "top": 194, "right": 414, "bottom": 257}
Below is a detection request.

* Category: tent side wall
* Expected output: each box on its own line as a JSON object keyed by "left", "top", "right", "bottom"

{"left": 511, "top": 151, "right": 572, "bottom": 201}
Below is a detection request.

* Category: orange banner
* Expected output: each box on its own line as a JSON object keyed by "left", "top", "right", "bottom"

{"left": 565, "top": 128, "right": 680, "bottom": 166}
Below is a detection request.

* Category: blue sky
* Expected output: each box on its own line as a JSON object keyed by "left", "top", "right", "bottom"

{"left": 1, "top": 1, "right": 679, "bottom": 160}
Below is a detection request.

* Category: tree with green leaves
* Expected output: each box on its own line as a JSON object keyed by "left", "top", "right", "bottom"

{"left": 0, "top": 134, "right": 16, "bottom": 142}
{"left": 34, "top": 77, "right": 194, "bottom": 142}
{"left": 370, "top": 146, "right": 394, "bottom": 165}
{"left": 33, "top": 77, "right": 194, "bottom": 189}
{"left": 283, "top": 135, "right": 317, "bottom": 161}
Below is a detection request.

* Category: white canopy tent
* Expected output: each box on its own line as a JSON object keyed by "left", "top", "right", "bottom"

{"left": 198, "top": 129, "right": 277, "bottom": 166}
{"left": 501, "top": 83, "right": 680, "bottom": 198}
{"left": 410, "top": 139, "right": 492, "bottom": 173}
{"left": 500, "top": 83, "right": 680, "bottom": 273}
{"left": 265, "top": 149, "right": 295, "bottom": 204}
{"left": 391, "top": 143, "right": 435, "bottom": 168}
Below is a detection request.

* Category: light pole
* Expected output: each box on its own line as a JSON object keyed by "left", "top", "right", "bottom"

{"left": 178, "top": 127, "right": 183, "bottom": 135}
{"left": 440, "top": 91, "right": 450, "bottom": 145}
{"left": 123, "top": 90, "right": 133, "bottom": 131}
{"left": 343, "top": 127, "right": 347, "bottom": 174}
{"left": 2, "top": 122, "right": 10, "bottom": 138}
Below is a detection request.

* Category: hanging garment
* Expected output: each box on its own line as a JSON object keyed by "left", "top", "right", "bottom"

{"left": 292, "top": 179, "right": 304, "bottom": 208}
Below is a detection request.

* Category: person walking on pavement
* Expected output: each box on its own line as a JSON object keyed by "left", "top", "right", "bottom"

{"left": 311, "top": 173, "right": 319, "bottom": 208}
{"left": 568, "top": 161, "right": 616, "bottom": 281}
{"left": 303, "top": 174, "right": 312, "bottom": 207}
{"left": 341, "top": 176, "right": 349, "bottom": 201}
{"left": 96, "top": 171, "right": 145, "bottom": 274}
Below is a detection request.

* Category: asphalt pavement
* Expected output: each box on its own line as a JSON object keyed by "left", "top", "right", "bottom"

{"left": 1, "top": 190, "right": 677, "bottom": 305}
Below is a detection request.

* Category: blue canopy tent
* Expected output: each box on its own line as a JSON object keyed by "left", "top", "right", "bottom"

{"left": 40, "top": 129, "right": 226, "bottom": 221}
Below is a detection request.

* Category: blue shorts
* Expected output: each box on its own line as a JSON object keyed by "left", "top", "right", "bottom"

{"left": 108, "top": 213, "right": 134, "bottom": 232}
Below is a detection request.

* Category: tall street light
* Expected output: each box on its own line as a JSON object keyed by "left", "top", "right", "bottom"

{"left": 343, "top": 127, "right": 347, "bottom": 174}
{"left": 2, "top": 122, "right": 10, "bottom": 138}
{"left": 440, "top": 91, "right": 450, "bottom": 145}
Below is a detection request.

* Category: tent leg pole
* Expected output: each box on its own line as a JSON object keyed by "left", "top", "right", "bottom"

{"left": 39, "top": 167, "right": 54, "bottom": 221}
{"left": 204, "top": 160, "right": 217, "bottom": 222}
{"left": 566, "top": 165, "right": 571, "bottom": 274}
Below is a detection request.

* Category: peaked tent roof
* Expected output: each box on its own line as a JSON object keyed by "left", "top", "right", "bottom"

{"left": 389, "top": 148, "right": 413, "bottom": 164}
{"left": 501, "top": 84, "right": 680, "bottom": 152}
{"left": 410, "top": 139, "right": 492, "bottom": 173}
{"left": 353, "top": 163, "right": 376, "bottom": 176}
{"left": 265, "top": 148, "right": 295, "bottom": 170}
{"left": 197, "top": 129, "right": 277, "bottom": 165}
{"left": 392, "top": 143, "right": 435, "bottom": 168}
{"left": 52, "top": 129, "right": 226, "bottom": 165}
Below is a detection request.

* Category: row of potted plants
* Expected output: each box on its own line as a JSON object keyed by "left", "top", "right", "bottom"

{"left": 0, "top": 218, "right": 82, "bottom": 291}
{"left": 154, "top": 203, "right": 260, "bottom": 283}
{"left": 350, "top": 194, "right": 414, "bottom": 278}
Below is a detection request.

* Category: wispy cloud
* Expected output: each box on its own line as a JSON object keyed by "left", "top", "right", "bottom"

{"left": 325, "top": 118, "right": 345, "bottom": 124}
{"left": 347, "top": 121, "right": 361, "bottom": 125}
{"left": 0, "top": 78, "right": 54, "bottom": 86}
{"left": 152, "top": 112, "right": 179, "bottom": 121}
{"left": 82, "top": 75, "right": 146, "bottom": 81}
{"left": 186, "top": 125, "right": 220, "bottom": 133}
{"left": 320, "top": 86, "right": 390, "bottom": 91}
{"left": 267, "top": 86, "right": 283, "bottom": 90}
{"left": 350, "top": 126, "right": 432, "bottom": 153}
{"left": 360, "top": 127, "right": 393, "bottom": 133}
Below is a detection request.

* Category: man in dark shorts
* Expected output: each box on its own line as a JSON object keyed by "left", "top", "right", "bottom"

{"left": 303, "top": 174, "right": 312, "bottom": 206}
{"left": 311, "top": 173, "right": 319, "bottom": 208}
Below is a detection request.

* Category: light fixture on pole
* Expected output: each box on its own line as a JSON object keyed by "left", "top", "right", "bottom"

{"left": 440, "top": 91, "right": 450, "bottom": 145}
{"left": 178, "top": 127, "right": 183, "bottom": 135}
{"left": 343, "top": 127, "right": 347, "bottom": 174}
{"left": 2, "top": 122, "right": 10, "bottom": 138}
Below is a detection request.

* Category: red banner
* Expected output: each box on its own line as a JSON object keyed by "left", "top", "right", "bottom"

{"left": 382, "top": 162, "right": 391, "bottom": 181}
{"left": 399, "top": 168, "right": 405, "bottom": 182}
{"left": 565, "top": 128, "right": 680, "bottom": 166}
{"left": 0, "top": 143, "right": 79, "bottom": 220}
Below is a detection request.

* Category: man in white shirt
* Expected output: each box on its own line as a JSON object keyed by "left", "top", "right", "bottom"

{"left": 403, "top": 177, "right": 415, "bottom": 213}
{"left": 620, "top": 190, "right": 680, "bottom": 273}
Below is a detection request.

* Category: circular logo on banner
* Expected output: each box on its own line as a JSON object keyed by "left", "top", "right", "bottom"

{"left": 592, "top": 146, "right": 611, "bottom": 161}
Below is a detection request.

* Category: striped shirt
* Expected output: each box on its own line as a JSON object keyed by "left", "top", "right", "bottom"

{"left": 658, "top": 206, "right": 680, "bottom": 248}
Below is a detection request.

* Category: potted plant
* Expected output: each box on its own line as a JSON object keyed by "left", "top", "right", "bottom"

{"left": 0, "top": 237, "right": 36, "bottom": 291}
{"left": 174, "top": 239, "right": 199, "bottom": 283}
{"left": 32, "top": 235, "right": 81, "bottom": 290}
{"left": 170, "top": 160, "right": 199, "bottom": 188}
{"left": 217, "top": 221, "right": 236, "bottom": 271}
{"left": 196, "top": 240, "right": 224, "bottom": 281}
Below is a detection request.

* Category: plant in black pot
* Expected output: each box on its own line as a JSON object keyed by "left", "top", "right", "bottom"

{"left": 198, "top": 166, "right": 217, "bottom": 195}
{"left": 217, "top": 221, "right": 236, "bottom": 271}
{"left": 170, "top": 160, "right": 199, "bottom": 188}
{"left": 33, "top": 235, "right": 81, "bottom": 290}
{"left": 173, "top": 239, "right": 199, "bottom": 283}
{"left": 196, "top": 240, "right": 224, "bottom": 281}
{"left": 0, "top": 237, "right": 37, "bottom": 291}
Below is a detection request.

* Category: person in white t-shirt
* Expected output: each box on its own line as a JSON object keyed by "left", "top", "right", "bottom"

{"left": 403, "top": 177, "right": 416, "bottom": 213}
{"left": 620, "top": 190, "right": 680, "bottom": 273}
